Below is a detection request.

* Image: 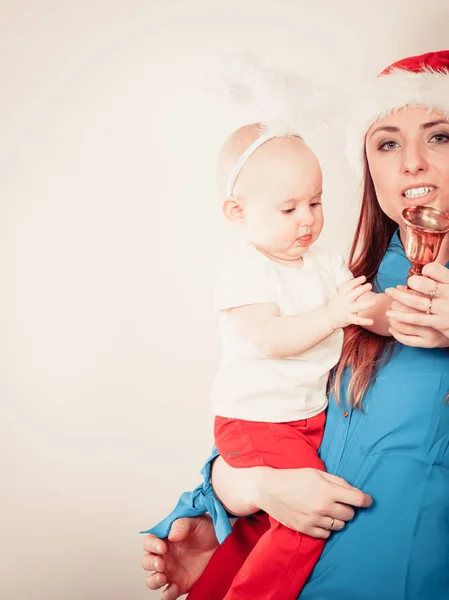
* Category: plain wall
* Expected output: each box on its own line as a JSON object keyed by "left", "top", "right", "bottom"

{"left": 1, "top": 1, "right": 448, "bottom": 598}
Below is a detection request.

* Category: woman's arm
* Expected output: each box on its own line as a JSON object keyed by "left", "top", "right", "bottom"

{"left": 142, "top": 461, "right": 373, "bottom": 598}
{"left": 211, "top": 456, "right": 372, "bottom": 539}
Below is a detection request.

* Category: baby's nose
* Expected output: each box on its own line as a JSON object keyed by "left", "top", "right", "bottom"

{"left": 297, "top": 208, "right": 314, "bottom": 226}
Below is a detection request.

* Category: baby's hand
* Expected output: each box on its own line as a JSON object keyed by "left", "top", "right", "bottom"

{"left": 357, "top": 290, "right": 378, "bottom": 307}
{"left": 327, "top": 276, "right": 377, "bottom": 329}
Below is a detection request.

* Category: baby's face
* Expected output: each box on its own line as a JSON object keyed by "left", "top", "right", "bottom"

{"left": 238, "top": 138, "right": 324, "bottom": 264}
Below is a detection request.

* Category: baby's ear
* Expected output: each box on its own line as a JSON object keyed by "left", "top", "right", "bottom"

{"left": 222, "top": 197, "right": 245, "bottom": 224}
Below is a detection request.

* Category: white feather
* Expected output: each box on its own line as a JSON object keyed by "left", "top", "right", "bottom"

{"left": 211, "top": 51, "right": 335, "bottom": 139}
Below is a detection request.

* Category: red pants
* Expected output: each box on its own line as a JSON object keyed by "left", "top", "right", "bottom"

{"left": 188, "top": 412, "right": 326, "bottom": 600}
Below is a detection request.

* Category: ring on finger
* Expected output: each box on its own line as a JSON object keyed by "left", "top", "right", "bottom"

{"left": 429, "top": 282, "right": 439, "bottom": 298}
{"left": 327, "top": 517, "right": 335, "bottom": 531}
{"left": 426, "top": 297, "right": 433, "bottom": 315}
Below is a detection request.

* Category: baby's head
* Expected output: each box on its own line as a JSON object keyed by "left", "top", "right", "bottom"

{"left": 218, "top": 123, "right": 324, "bottom": 264}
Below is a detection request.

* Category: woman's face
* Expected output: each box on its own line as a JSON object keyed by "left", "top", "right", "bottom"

{"left": 365, "top": 107, "right": 449, "bottom": 236}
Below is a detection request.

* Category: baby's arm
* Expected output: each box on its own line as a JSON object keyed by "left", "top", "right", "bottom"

{"left": 227, "top": 276, "right": 375, "bottom": 359}
{"left": 357, "top": 291, "right": 393, "bottom": 337}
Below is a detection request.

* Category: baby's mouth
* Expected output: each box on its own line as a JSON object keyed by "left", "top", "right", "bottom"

{"left": 296, "top": 234, "right": 312, "bottom": 245}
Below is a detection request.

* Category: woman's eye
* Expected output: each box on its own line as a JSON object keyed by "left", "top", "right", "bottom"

{"left": 281, "top": 208, "right": 295, "bottom": 214}
{"left": 310, "top": 202, "right": 322, "bottom": 208}
{"left": 378, "top": 140, "right": 399, "bottom": 151}
{"left": 430, "top": 133, "right": 449, "bottom": 144}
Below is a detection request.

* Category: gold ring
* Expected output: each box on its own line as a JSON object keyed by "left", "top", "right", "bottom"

{"left": 426, "top": 297, "right": 433, "bottom": 315}
{"left": 328, "top": 517, "right": 335, "bottom": 531}
{"left": 429, "top": 282, "right": 439, "bottom": 298}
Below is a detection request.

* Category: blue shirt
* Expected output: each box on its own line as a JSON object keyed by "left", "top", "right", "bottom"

{"left": 302, "top": 232, "right": 449, "bottom": 599}
{"left": 144, "top": 232, "right": 449, "bottom": 599}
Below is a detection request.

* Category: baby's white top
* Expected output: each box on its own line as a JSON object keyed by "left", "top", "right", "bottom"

{"left": 211, "top": 243, "right": 352, "bottom": 422}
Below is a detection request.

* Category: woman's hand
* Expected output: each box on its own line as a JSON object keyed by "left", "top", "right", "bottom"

{"left": 212, "top": 457, "right": 372, "bottom": 540}
{"left": 254, "top": 467, "right": 372, "bottom": 539}
{"left": 385, "top": 262, "right": 449, "bottom": 347}
{"left": 141, "top": 516, "right": 218, "bottom": 600}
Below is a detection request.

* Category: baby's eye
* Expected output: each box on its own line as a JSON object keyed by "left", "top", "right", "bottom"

{"left": 281, "top": 208, "right": 295, "bottom": 214}
{"left": 430, "top": 133, "right": 449, "bottom": 144}
{"left": 310, "top": 201, "right": 322, "bottom": 207}
{"left": 378, "top": 140, "right": 400, "bottom": 151}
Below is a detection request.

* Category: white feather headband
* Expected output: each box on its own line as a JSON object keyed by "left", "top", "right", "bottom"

{"left": 213, "top": 53, "right": 334, "bottom": 196}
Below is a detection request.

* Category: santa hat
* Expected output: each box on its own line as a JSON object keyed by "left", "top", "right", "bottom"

{"left": 347, "top": 50, "right": 449, "bottom": 175}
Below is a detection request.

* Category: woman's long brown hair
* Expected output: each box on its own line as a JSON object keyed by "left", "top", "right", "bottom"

{"left": 330, "top": 153, "right": 398, "bottom": 409}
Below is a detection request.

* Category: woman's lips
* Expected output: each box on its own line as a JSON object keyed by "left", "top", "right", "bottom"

{"left": 402, "top": 186, "right": 437, "bottom": 205}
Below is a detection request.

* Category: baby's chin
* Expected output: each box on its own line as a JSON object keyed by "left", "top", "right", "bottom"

{"left": 284, "top": 244, "right": 314, "bottom": 260}
{"left": 257, "top": 245, "right": 310, "bottom": 265}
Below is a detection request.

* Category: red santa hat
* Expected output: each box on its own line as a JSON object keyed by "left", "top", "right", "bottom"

{"left": 347, "top": 50, "right": 449, "bottom": 175}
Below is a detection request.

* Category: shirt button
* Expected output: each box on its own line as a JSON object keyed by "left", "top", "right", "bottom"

{"left": 343, "top": 410, "right": 349, "bottom": 418}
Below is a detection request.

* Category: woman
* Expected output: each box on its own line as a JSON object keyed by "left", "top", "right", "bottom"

{"left": 142, "top": 50, "right": 449, "bottom": 600}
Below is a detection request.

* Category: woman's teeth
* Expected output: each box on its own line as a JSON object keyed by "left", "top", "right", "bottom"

{"left": 403, "top": 186, "right": 435, "bottom": 199}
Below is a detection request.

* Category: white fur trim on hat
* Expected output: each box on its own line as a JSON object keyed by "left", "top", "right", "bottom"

{"left": 346, "top": 67, "right": 449, "bottom": 177}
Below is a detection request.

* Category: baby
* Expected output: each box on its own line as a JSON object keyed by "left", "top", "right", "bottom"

{"left": 210, "top": 124, "right": 376, "bottom": 599}
{"left": 144, "top": 123, "right": 381, "bottom": 600}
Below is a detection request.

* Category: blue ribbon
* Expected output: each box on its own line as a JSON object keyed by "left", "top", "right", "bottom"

{"left": 140, "top": 448, "right": 232, "bottom": 544}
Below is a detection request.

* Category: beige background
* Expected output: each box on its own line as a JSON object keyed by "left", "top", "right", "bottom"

{"left": 1, "top": 1, "right": 448, "bottom": 598}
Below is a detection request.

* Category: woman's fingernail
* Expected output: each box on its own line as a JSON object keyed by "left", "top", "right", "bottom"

{"left": 155, "top": 544, "right": 162, "bottom": 553}
{"left": 153, "top": 560, "right": 160, "bottom": 571}
{"left": 385, "top": 288, "right": 393, "bottom": 295}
